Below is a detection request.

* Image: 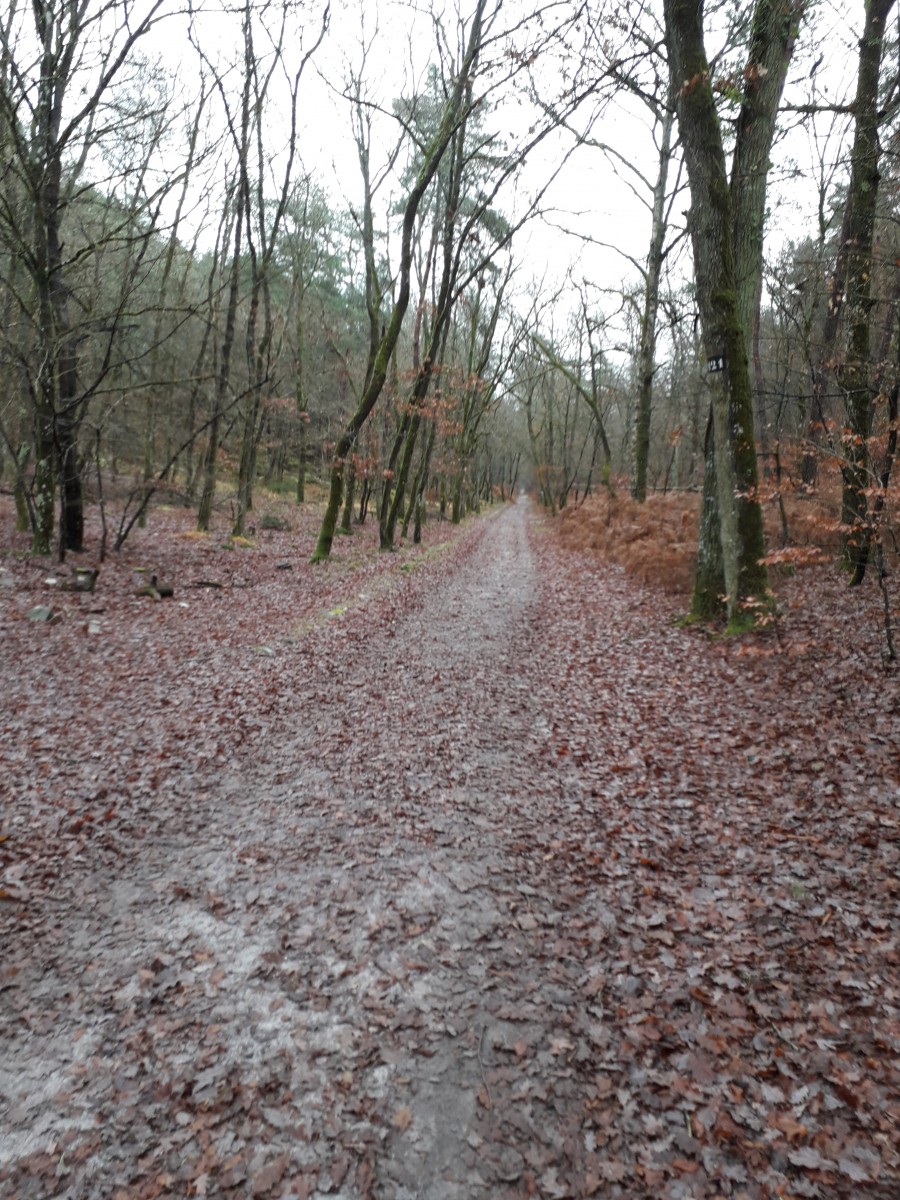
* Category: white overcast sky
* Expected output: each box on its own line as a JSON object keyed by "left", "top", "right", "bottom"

{"left": 137, "top": 0, "right": 863, "bottom": 339}
{"left": 300, "top": 0, "right": 862, "bottom": 294}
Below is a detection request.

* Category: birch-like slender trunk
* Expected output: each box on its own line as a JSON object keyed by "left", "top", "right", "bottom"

{"left": 198, "top": 184, "right": 244, "bottom": 532}
{"left": 633, "top": 94, "right": 675, "bottom": 502}
{"left": 312, "top": 1, "right": 489, "bottom": 562}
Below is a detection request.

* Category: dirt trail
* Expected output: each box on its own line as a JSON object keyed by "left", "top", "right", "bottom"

{"left": 2, "top": 498, "right": 898, "bottom": 1200}
{"left": 1, "top": 501, "right": 584, "bottom": 1197}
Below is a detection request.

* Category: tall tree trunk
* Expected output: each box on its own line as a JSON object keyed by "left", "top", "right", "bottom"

{"left": 691, "top": 408, "right": 725, "bottom": 618}
{"left": 57, "top": 401, "right": 84, "bottom": 555}
{"left": 839, "top": 0, "right": 896, "bottom": 582}
{"left": 379, "top": 410, "right": 412, "bottom": 545}
{"left": 633, "top": 93, "right": 676, "bottom": 502}
{"left": 9, "top": 0, "right": 172, "bottom": 555}
{"left": 382, "top": 412, "right": 423, "bottom": 549}
{"left": 198, "top": 191, "right": 244, "bottom": 532}
{"left": 665, "top": 0, "right": 772, "bottom": 626}
{"left": 379, "top": 85, "right": 470, "bottom": 554}
{"left": 42, "top": 174, "right": 84, "bottom": 556}
{"left": 232, "top": 11, "right": 266, "bottom": 539}
{"left": 731, "top": 0, "right": 805, "bottom": 388}
{"left": 340, "top": 460, "right": 356, "bottom": 534}
{"left": 312, "top": 0, "right": 488, "bottom": 562}
{"left": 732, "top": 0, "right": 805, "bottom": 466}
{"left": 691, "top": 0, "right": 802, "bottom": 606}
{"left": 38, "top": 155, "right": 76, "bottom": 555}
{"left": 403, "top": 419, "right": 436, "bottom": 539}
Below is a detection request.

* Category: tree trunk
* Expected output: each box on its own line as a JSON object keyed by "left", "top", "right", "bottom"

{"left": 633, "top": 92, "right": 675, "bottom": 502}
{"left": 665, "top": 0, "right": 770, "bottom": 626}
{"left": 403, "top": 420, "right": 436, "bottom": 539}
{"left": 731, "top": 0, "right": 804, "bottom": 407}
{"left": 691, "top": 409, "right": 725, "bottom": 618}
{"left": 57, "top": 404, "right": 84, "bottom": 555}
{"left": 452, "top": 471, "right": 465, "bottom": 523}
{"left": 340, "top": 461, "right": 356, "bottom": 535}
{"left": 379, "top": 410, "right": 413, "bottom": 546}
{"left": 199, "top": 190, "right": 244, "bottom": 533}
{"left": 382, "top": 412, "right": 422, "bottom": 548}
{"left": 358, "top": 474, "right": 371, "bottom": 525}
{"left": 40, "top": 154, "right": 81, "bottom": 556}
{"left": 839, "top": 0, "right": 896, "bottom": 581}
{"left": 312, "top": 1, "right": 488, "bottom": 562}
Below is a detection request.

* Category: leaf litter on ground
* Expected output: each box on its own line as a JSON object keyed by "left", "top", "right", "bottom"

{"left": 0, "top": 492, "right": 897, "bottom": 1199}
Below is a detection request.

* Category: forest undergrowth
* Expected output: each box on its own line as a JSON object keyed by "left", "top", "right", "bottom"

{"left": 558, "top": 465, "right": 898, "bottom": 599}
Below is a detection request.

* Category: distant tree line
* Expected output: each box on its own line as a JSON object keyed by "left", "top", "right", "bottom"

{"left": 0, "top": 0, "right": 896, "bottom": 631}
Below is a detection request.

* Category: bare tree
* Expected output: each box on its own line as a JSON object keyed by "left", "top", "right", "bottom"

{"left": 311, "top": 0, "right": 493, "bottom": 562}
{"left": 189, "top": 0, "right": 329, "bottom": 535}
{"left": 0, "top": 0, "right": 174, "bottom": 555}
{"left": 836, "top": 0, "right": 896, "bottom": 582}
{"left": 311, "top": 0, "right": 605, "bottom": 561}
{"left": 664, "top": 0, "right": 804, "bottom": 627}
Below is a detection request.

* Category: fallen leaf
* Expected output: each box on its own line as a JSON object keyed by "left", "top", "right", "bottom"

{"left": 788, "top": 1146, "right": 834, "bottom": 1170}
{"left": 392, "top": 1106, "right": 413, "bottom": 1131}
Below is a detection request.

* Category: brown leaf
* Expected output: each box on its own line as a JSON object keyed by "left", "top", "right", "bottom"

{"left": 583, "top": 971, "right": 605, "bottom": 997}
{"left": 330, "top": 1154, "right": 350, "bottom": 1187}
{"left": 392, "top": 1105, "right": 413, "bottom": 1131}
{"left": 770, "top": 1112, "right": 807, "bottom": 1141}
{"left": 251, "top": 1152, "right": 289, "bottom": 1196}
{"left": 671, "top": 1158, "right": 699, "bottom": 1173}
{"left": 712, "top": 1110, "right": 743, "bottom": 1142}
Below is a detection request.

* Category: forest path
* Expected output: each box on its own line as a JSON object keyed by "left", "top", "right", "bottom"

{"left": 2, "top": 498, "right": 898, "bottom": 1200}
{"left": 2, "top": 500, "right": 583, "bottom": 1199}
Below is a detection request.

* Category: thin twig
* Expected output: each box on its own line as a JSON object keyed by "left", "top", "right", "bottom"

{"left": 768, "top": 1020, "right": 798, "bottom": 1051}
{"left": 477, "top": 1025, "right": 493, "bottom": 1118}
